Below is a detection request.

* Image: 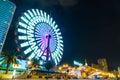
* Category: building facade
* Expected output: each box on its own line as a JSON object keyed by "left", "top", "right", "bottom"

{"left": 0, "top": 0, "right": 16, "bottom": 54}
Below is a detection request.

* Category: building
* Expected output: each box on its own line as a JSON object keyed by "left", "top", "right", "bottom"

{"left": 97, "top": 58, "right": 108, "bottom": 71}
{"left": 0, "top": 0, "right": 16, "bottom": 54}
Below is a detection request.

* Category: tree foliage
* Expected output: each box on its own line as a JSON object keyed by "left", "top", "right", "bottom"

{"left": 44, "top": 61, "right": 54, "bottom": 70}
{"left": 27, "top": 59, "right": 40, "bottom": 69}
{"left": 0, "top": 50, "right": 19, "bottom": 74}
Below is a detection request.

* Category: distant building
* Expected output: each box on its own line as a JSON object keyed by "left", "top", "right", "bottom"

{"left": 91, "top": 63, "right": 100, "bottom": 69}
{"left": 0, "top": 0, "right": 16, "bottom": 54}
{"left": 91, "top": 58, "right": 108, "bottom": 71}
{"left": 118, "top": 67, "right": 120, "bottom": 77}
{"left": 97, "top": 58, "right": 108, "bottom": 71}
{"left": 84, "top": 59, "right": 88, "bottom": 66}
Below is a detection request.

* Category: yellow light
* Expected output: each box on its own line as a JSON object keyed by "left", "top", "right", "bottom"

{"left": 28, "top": 61, "right": 32, "bottom": 65}
{"left": 68, "top": 67, "right": 71, "bottom": 70}
{"left": 62, "top": 64, "right": 69, "bottom": 68}
{"left": 58, "top": 66, "right": 62, "bottom": 70}
{"left": 13, "top": 64, "right": 20, "bottom": 68}
{"left": 63, "top": 64, "right": 66, "bottom": 67}
{"left": 65, "top": 64, "right": 68, "bottom": 67}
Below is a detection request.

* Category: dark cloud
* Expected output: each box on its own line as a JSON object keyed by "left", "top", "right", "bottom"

{"left": 36, "top": 0, "right": 78, "bottom": 7}
{"left": 28, "top": 0, "right": 78, "bottom": 7}
{"left": 10, "top": 0, "right": 78, "bottom": 8}
{"left": 37, "top": 0, "right": 59, "bottom": 7}
{"left": 58, "top": 0, "right": 78, "bottom": 7}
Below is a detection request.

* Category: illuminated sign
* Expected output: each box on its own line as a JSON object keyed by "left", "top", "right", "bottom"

{"left": 73, "top": 60, "right": 83, "bottom": 66}
{"left": 12, "top": 64, "right": 20, "bottom": 68}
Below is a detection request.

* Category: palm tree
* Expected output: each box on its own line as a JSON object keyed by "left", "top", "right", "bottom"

{"left": 0, "top": 50, "right": 19, "bottom": 74}
{"left": 27, "top": 59, "right": 40, "bottom": 69}
{"left": 32, "top": 59, "right": 40, "bottom": 68}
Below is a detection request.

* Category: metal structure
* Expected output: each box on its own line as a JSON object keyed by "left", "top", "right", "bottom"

{"left": 15, "top": 9, "right": 63, "bottom": 65}
{"left": 0, "top": 0, "right": 16, "bottom": 54}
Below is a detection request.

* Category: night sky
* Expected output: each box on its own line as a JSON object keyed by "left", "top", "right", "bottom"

{"left": 3, "top": 0, "right": 120, "bottom": 70}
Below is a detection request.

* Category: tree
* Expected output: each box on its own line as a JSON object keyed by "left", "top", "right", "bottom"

{"left": 0, "top": 50, "right": 19, "bottom": 74}
{"left": 32, "top": 59, "right": 40, "bottom": 68}
{"left": 44, "top": 61, "right": 54, "bottom": 70}
{"left": 27, "top": 59, "right": 40, "bottom": 69}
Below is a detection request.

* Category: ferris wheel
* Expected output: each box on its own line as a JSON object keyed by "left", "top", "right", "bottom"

{"left": 15, "top": 9, "right": 63, "bottom": 65}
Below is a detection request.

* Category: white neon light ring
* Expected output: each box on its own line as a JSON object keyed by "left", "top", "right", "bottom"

{"left": 15, "top": 9, "right": 63, "bottom": 65}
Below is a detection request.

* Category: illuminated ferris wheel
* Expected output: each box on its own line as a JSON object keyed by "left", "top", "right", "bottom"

{"left": 15, "top": 9, "right": 63, "bottom": 65}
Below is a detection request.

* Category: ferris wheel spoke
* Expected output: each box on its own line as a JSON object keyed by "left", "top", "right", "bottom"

{"left": 18, "top": 36, "right": 27, "bottom": 40}
{"left": 48, "top": 28, "right": 54, "bottom": 34}
{"left": 28, "top": 10, "right": 34, "bottom": 18}
{"left": 27, "top": 27, "right": 34, "bottom": 33}
{"left": 24, "top": 12, "right": 31, "bottom": 20}
{"left": 59, "top": 39, "right": 63, "bottom": 43}
{"left": 32, "top": 9, "right": 37, "bottom": 16}
{"left": 28, "top": 49, "right": 38, "bottom": 60}
{"left": 60, "top": 43, "right": 64, "bottom": 47}
{"left": 30, "top": 42, "right": 36, "bottom": 49}
{"left": 37, "top": 41, "right": 42, "bottom": 46}
{"left": 38, "top": 39, "right": 42, "bottom": 43}
{"left": 34, "top": 37, "right": 41, "bottom": 41}
{"left": 54, "top": 51, "right": 60, "bottom": 62}
{"left": 46, "top": 14, "right": 50, "bottom": 23}
{"left": 18, "top": 28, "right": 26, "bottom": 34}
{"left": 58, "top": 50, "right": 63, "bottom": 55}
{"left": 49, "top": 18, "right": 53, "bottom": 25}
{"left": 34, "top": 33, "right": 41, "bottom": 37}
{"left": 36, "top": 50, "right": 43, "bottom": 58}
{"left": 38, "top": 16, "right": 42, "bottom": 22}
{"left": 31, "top": 44, "right": 38, "bottom": 51}
{"left": 57, "top": 32, "right": 61, "bottom": 36}
{"left": 56, "top": 28, "right": 60, "bottom": 33}
{"left": 34, "top": 34, "right": 42, "bottom": 38}
{"left": 52, "top": 21, "right": 55, "bottom": 28}
{"left": 52, "top": 35, "right": 57, "bottom": 39}
{"left": 29, "top": 20, "right": 35, "bottom": 27}
{"left": 51, "top": 53, "right": 57, "bottom": 65}
{"left": 21, "top": 16, "right": 29, "bottom": 24}
{"left": 27, "top": 32, "right": 34, "bottom": 38}
{"left": 57, "top": 46, "right": 63, "bottom": 51}
{"left": 24, "top": 47, "right": 32, "bottom": 54}
{"left": 34, "top": 16, "right": 39, "bottom": 24}
{"left": 35, "top": 39, "right": 42, "bottom": 43}
{"left": 57, "top": 36, "right": 62, "bottom": 40}
{"left": 43, "top": 12, "right": 46, "bottom": 22}
{"left": 31, "top": 17, "right": 37, "bottom": 25}
{"left": 20, "top": 41, "right": 29, "bottom": 47}
{"left": 27, "top": 24, "right": 34, "bottom": 30}
{"left": 54, "top": 56, "right": 58, "bottom": 65}
{"left": 40, "top": 10, "right": 43, "bottom": 17}
{"left": 57, "top": 52, "right": 62, "bottom": 59}
{"left": 36, "top": 9, "right": 40, "bottom": 16}
{"left": 27, "top": 37, "right": 35, "bottom": 43}
{"left": 56, "top": 56, "right": 60, "bottom": 64}
{"left": 18, "top": 22, "right": 27, "bottom": 28}
{"left": 35, "top": 27, "right": 40, "bottom": 32}
{"left": 28, "top": 52, "right": 35, "bottom": 60}
{"left": 53, "top": 24, "right": 58, "bottom": 30}
{"left": 35, "top": 31, "right": 41, "bottom": 36}
{"left": 35, "top": 16, "right": 39, "bottom": 23}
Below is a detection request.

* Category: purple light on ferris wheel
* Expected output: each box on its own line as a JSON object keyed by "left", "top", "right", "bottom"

{"left": 40, "top": 34, "right": 51, "bottom": 61}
